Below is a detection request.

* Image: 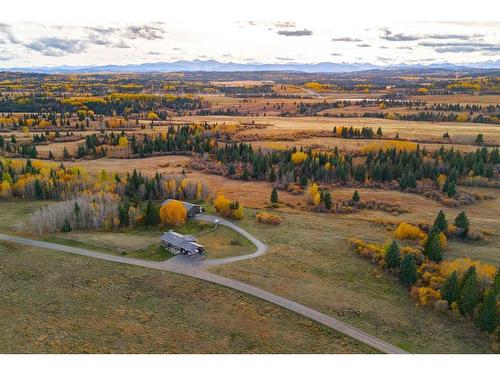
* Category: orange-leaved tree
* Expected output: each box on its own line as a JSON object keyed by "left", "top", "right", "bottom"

{"left": 160, "top": 200, "right": 187, "bottom": 227}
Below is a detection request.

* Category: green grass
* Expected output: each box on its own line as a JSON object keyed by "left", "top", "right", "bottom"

{"left": 0, "top": 240, "right": 375, "bottom": 353}
{"left": 198, "top": 225, "right": 256, "bottom": 259}
{"left": 210, "top": 208, "right": 496, "bottom": 353}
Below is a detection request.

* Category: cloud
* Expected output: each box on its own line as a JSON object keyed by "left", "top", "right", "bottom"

{"left": 277, "top": 29, "right": 313, "bottom": 37}
{"left": 418, "top": 41, "right": 500, "bottom": 53}
{"left": 276, "top": 56, "right": 294, "bottom": 61}
{"left": 273, "top": 21, "right": 296, "bottom": 29}
{"left": 377, "top": 56, "right": 392, "bottom": 63}
{"left": 25, "top": 37, "right": 88, "bottom": 56}
{"left": 148, "top": 51, "right": 162, "bottom": 55}
{"left": 172, "top": 47, "right": 182, "bottom": 51}
{"left": 124, "top": 24, "right": 165, "bottom": 40}
{"left": 0, "top": 23, "right": 21, "bottom": 44}
{"left": 113, "top": 40, "right": 131, "bottom": 49}
{"left": 0, "top": 48, "right": 15, "bottom": 60}
{"left": 381, "top": 28, "right": 486, "bottom": 42}
{"left": 330, "top": 53, "right": 342, "bottom": 56}
{"left": 380, "top": 29, "right": 420, "bottom": 42}
{"left": 357, "top": 43, "right": 371, "bottom": 47}
{"left": 331, "top": 37, "right": 361, "bottom": 42}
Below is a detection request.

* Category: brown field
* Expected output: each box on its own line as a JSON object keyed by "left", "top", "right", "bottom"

{"left": 410, "top": 94, "right": 500, "bottom": 105}
{"left": 172, "top": 115, "right": 500, "bottom": 145}
{"left": 0, "top": 240, "right": 372, "bottom": 353}
{"left": 208, "top": 207, "right": 497, "bottom": 353}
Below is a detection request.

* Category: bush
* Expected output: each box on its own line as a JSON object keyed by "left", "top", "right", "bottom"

{"left": 213, "top": 194, "right": 244, "bottom": 220}
{"left": 411, "top": 286, "right": 442, "bottom": 306}
{"left": 256, "top": 211, "right": 283, "bottom": 225}
{"left": 394, "top": 222, "right": 426, "bottom": 241}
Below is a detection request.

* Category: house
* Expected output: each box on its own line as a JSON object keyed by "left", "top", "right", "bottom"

{"left": 161, "top": 199, "right": 204, "bottom": 218}
{"left": 160, "top": 231, "right": 205, "bottom": 256}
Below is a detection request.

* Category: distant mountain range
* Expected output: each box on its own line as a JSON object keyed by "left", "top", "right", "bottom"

{"left": 3, "top": 59, "right": 500, "bottom": 74}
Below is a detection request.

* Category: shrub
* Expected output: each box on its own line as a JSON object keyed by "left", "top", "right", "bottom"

{"left": 291, "top": 151, "right": 308, "bottom": 164}
{"left": 213, "top": 194, "right": 244, "bottom": 220}
{"left": 256, "top": 211, "right": 283, "bottom": 225}
{"left": 394, "top": 222, "right": 426, "bottom": 241}
{"left": 304, "top": 182, "right": 320, "bottom": 206}
{"left": 412, "top": 287, "right": 442, "bottom": 306}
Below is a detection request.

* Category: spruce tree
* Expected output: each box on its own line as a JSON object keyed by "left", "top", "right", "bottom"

{"left": 270, "top": 188, "right": 279, "bottom": 205}
{"left": 441, "top": 271, "right": 460, "bottom": 304}
{"left": 455, "top": 211, "right": 469, "bottom": 237}
{"left": 433, "top": 210, "right": 448, "bottom": 233}
{"left": 322, "top": 190, "right": 332, "bottom": 210}
{"left": 385, "top": 241, "right": 400, "bottom": 269}
{"left": 61, "top": 219, "right": 72, "bottom": 233}
{"left": 446, "top": 181, "right": 456, "bottom": 197}
{"left": 494, "top": 269, "right": 500, "bottom": 295}
{"left": 352, "top": 190, "right": 360, "bottom": 202}
{"left": 424, "top": 232, "right": 442, "bottom": 262}
{"left": 475, "top": 289, "right": 498, "bottom": 333}
{"left": 144, "top": 200, "right": 160, "bottom": 226}
{"left": 399, "top": 254, "right": 417, "bottom": 286}
{"left": 458, "top": 268, "right": 481, "bottom": 317}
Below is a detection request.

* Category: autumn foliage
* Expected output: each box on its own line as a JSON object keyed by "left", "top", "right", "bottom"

{"left": 393, "top": 222, "right": 426, "bottom": 241}
{"left": 160, "top": 200, "right": 187, "bottom": 227}
{"left": 256, "top": 211, "right": 283, "bottom": 225}
{"left": 213, "top": 194, "right": 243, "bottom": 220}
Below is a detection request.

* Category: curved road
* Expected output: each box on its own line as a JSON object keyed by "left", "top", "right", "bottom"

{"left": 0, "top": 217, "right": 407, "bottom": 354}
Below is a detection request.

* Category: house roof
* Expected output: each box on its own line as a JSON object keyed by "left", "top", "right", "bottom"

{"left": 160, "top": 231, "right": 204, "bottom": 253}
{"left": 162, "top": 199, "right": 201, "bottom": 211}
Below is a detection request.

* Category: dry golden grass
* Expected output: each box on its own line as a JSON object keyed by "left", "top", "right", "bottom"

{"left": 410, "top": 94, "right": 500, "bottom": 105}
{"left": 173, "top": 115, "right": 500, "bottom": 145}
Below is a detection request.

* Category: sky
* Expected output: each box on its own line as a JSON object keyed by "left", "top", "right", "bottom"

{"left": 0, "top": 0, "right": 499, "bottom": 68}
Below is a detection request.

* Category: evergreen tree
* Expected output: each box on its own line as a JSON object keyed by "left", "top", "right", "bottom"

{"left": 322, "top": 190, "right": 332, "bottom": 210}
{"left": 241, "top": 168, "right": 249, "bottom": 181}
{"left": 458, "top": 268, "right": 481, "bottom": 317}
{"left": 144, "top": 200, "right": 160, "bottom": 226}
{"left": 455, "top": 211, "right": 469, "bottom": 237}
{"left": 399, "top": 254, "right": 417, "bottom": 286}
{"left": 433, "top": 210, "right": 448, "bottom": 233}
{"left": 270, "top": 188, "right": 279, "bottom": 205}
{"left": 424, "top": 232, "right": 442, "bottom": 262}
{"left": 61, "top": 219, "right": 72, "bottom": 233}
{"left": 352, "top": 190, "right": 360, "bottom": 202}
{"left": 441, "top": 271, "right": 460, "bottom": 304}
{"left": 446, "top": 181, "right": 456, "bottom": 197}
{"left": 62, "top": 147, "right": 70, "bottom": 160}
{"left": 385, "top": 241, "right": 400, "bottom": 269}
{"left": 269, "top": 167, "right": 276, "bottom": 182}
{"left": 494, "top": 269, "right": 500, "bottom": 295}
{"left": 475, "top": 289, "right": 498, "bottom": 333}
{"left": 475, "top": 133, "right": 484, "bottom": 145}
{"left": 118, "top": 200, "right": 130, "bottom": 227}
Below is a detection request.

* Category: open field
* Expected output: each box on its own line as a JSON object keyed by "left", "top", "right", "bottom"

{"left": 0, "top": 240, "right": 373, "bottom": 353}
{"left": 172, "top": 115, "right": 500, "bottom": 145}
{"left": 409, "top": 95, "right": 500, "bottom": 105}
{"left": 210, "top": 208, "right": 496, "bottom": 353}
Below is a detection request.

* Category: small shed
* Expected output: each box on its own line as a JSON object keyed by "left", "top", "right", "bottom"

{"left": 162, "top": 199, "right": 204, "bottom": 218}
{"left": 160, "top": 231, "right": 205, "bottom": 256}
